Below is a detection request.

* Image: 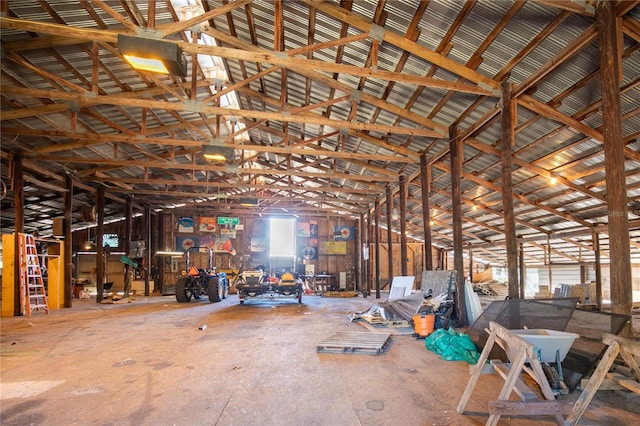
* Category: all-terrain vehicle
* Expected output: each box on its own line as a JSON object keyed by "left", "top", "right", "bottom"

{"left": 175, "top": 246, "right": 229, "bottom": 303}
{"left": 234, "top": 267, "right": 302, "bottom": 304}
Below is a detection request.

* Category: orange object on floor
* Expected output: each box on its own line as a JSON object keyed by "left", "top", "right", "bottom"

{"left": 413, "top": 314, "right": 435, "bottom": 337}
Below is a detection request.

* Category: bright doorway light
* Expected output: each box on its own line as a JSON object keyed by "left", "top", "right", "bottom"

{"left": 269, "top": 218, "right": 296, "bottom": 258}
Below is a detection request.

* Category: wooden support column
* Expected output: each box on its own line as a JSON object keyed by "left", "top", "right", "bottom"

{"left": 12, "top": 151, "right": 24, "bottom": 316}
{"left": 123, "top": 196, "right": 133, "bottom": 297}
{"left": 438, "top": 248, "right": 445, "bottom": 270}
{"left": 96, "top": 186, "right": 105, "bottom": 303}
{"left": 124, "top": 196, "right": 133, "bottom": 251}
{"left": 547, "top": 238, "right": 553, "bottom": 290}
{"left": 63, "top": 173, "right": 73, "bottom": 308}
{"left": 597, "top": 0, "right": 632, "bottom": 336}
{"left": 367, "top": 208, "right": 374, "bottom": 297}
{"left": 501, "top": 82, "right": 520, "bottom": 300}
{"left": 385, "top": 185, "right": 394, "bottom": 285}
{"left": 468, "top": 244, "right": 473, "bottom": 283}
{"left": 420, "top": 154, "right": 433, "bottom": 270}
{"left": 450, "top": 126, "right": 467, "bottom": 326}
{"left": 519, "top": 242, "right": 525, "bottom": 299}
{"left": 144, "top": 206, "right": 151, "bottom": 296}
{"left": 157, "top": 212, "right": 165, "bottom": 294}
{"left": 593, "top": 229, "right": 602, "bottom": 309}
{"left": 399, "top": 175, "right": 408, "bottom": 277}
{"left": 374, "top": 200, "right": 381, "bottom": 299}
{"left": 359, "top": 213, "right": 365, "bottom": 294}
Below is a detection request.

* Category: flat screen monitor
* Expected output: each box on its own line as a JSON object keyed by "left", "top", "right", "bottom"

{"left": 102, "top": 233, "right": 119, "bottom": 248}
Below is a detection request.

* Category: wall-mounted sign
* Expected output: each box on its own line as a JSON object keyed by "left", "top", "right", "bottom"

{"left": 250, "top": 237, "right": 266, "bottom": 253}
{"left": 333, "top": 226, "right": 355, "bottom": 241}
{"left": 199, "top": 217, "right": 216, "bottom": 232}
{"left": 324, "top": 241, "right": 346, "bottom": 255}
{"left": 217, "top": 217, "right": 240, "bottom": 225}
{"left": 178, "top": 216, "right": 194, "bottom": 233}
{"left": 176, "top": 236, "right": 199, "bottom": 251}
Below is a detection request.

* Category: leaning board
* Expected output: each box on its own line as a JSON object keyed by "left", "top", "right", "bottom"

{"left": 317, "top": 331, "right": 391, "bottom": 355}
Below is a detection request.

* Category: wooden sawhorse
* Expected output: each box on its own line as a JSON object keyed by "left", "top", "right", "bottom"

{"left": 457, "top": 321, "right": 573, "bottom": 425}
{"left": 565, "top": 332, "right": 640, "bottom": 424}
{"left": 458, "top": 322, "right": 640, "bottom": 425}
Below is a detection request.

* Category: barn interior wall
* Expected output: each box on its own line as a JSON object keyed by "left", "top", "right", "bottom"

{"left": 157, "top": 212, "right": 359, "bottom": 291}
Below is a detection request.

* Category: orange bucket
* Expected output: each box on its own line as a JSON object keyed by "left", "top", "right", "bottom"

{"left": 413, "top": 314, "right": 435, "bottom": 337}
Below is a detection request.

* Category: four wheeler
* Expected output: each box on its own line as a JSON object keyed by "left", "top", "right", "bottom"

{"left": 235, "top": 267, "right": 303, "bottom": 304}
{"left": 175, "top": 246, "right": 229, "bottom": 303}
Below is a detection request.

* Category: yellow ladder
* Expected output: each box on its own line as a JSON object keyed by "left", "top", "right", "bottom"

{"left": 18, "top": 232, "right": 49, "bottom": 316}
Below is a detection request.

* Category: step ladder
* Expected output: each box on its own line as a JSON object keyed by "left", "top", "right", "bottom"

{"left": 17, "top": 232, "right": 49, "bottom": 316}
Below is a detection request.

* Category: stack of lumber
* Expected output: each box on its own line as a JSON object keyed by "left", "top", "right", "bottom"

{"left": 472, "top": 268, "right": 493, "bottom": 283}
{"left": 322, "top": 291, "right": 358, "bottom": 298}
{"left": 475, "top": 281, "right": 509, "bottom": 299}
{"left": 553, "top": 283, "right": 597, "bottom": 305}
{"left": 535, "top": 284, "right": 552, "bottom": 299}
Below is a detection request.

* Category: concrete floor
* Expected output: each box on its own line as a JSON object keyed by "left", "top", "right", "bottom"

{"left": 1, "top": 293, "right": 639, "bottom": 426}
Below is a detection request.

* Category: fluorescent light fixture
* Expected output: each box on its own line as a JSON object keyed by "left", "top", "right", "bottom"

{"left": 239, "top": 198, "right": 259, "bottom": 207}
{"left": 118, "top": 34, "right": 187, "bottom": 77}
{"left": 202, "top": 144, "right": 234, "bottom": 163}
{"left": 156, "top": 250, "right": 184, "bottom": 256}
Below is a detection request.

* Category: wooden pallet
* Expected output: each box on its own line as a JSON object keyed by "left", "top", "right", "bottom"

{"left": 362, "top": 313, "right": 384, "bottom": 323}
{"left": 322, "top": 291, "right": 359, "bottom": 297}
{"left": 317, "top": 331, "right": 391, "bottom": 355}
{"left": 383, "top": 319, "right": 410, "bottom": 328}
{"left": 360, "top": 313, "right": 409, "bottom": 328}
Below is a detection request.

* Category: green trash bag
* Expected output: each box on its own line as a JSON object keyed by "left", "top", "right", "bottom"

{"left": 425, "top": 327, "right": 480, "bottom": 364}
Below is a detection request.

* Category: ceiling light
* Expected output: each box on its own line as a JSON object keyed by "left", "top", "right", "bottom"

{"left": 156, "top": 251, "right": 184, "bottom": 256}
{"left": 118, "top": 34, "right": 187, "bottom": 77}
{"left": 202, "top": 144, "right": 235, "bottom": 163}
{"left": 239, "top": 198, "right": 259, "bottom": 207}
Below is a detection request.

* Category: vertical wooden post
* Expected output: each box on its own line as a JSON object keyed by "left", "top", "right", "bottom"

{"left": 157, "top": 212, "right": 165, "bottom": 294}
{"left": 123, "top": 196, "right": 133, "bottom": 297}
{"left": 593, "top": 229, "right": 602, "bottom": 309}
{"left": 501, "top": 82, "right": 520, "bottom": 300}
{"left": 367, "top": 209, "right": 372, "bottom": 297}
{"left": 399, "top": 175, "right": 408, "bottom": 277}
{"left": 124, "top": 197, "right": 132, "bottom": 254}
{"left": 547, "top": 239, "right": 553, "bottom": 292}
{"left": 359, "top": 213, "right": 365, "bottom": 294}
{"left": 597, "top": 0, "right": 632, "bottom": 336}
{"left": 468, "top": 244, "right": 473, "bottom": 283}
{"left": 519, "top": 242, "right": 525, "bottom": 299}
{"left": 12, "top": 151, "right": 24, "bottom": 316}
{"left": 374, "top": 200, "right": 381, "bottom": 299}
{"left": 64, "top": 174, "right": 73, "bottom": 308}
{"left": 420, "top": 154, "right": 433, "bottom": 270}
{"left": 144, "top": 206, "right": 151, "bottom": 296}
{"left": 96, "top": 186, "right": 105, "bottom": 303}
{"left": 450, "top": 126, "right": 467, "bottom": 326}
{"left": 385, "top": 185, "right": 394, "bottom": 286}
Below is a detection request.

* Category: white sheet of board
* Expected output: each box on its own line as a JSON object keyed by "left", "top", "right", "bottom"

{"left": 388, "top": 276, "right": 415, "bottom": 300}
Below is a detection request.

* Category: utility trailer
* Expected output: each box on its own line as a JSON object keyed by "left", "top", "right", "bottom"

{"left": 235, "top": 268, "right": 303, "bottom": 304}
